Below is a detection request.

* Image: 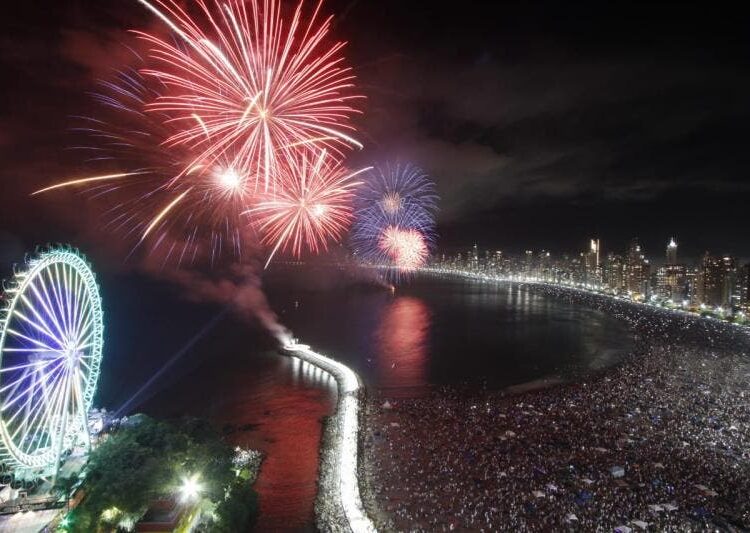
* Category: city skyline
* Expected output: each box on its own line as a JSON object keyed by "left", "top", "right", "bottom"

{"left": 437, "top": 234, "right": 750, "bottom": 265}
{"left": 435, "top": 235, "right": 750, "bottom": 315}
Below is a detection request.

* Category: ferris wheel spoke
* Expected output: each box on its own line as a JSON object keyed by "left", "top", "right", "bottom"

{"left": 11, "top": 309, "right": 61, "bottom": 348}
{"left": 74, "top": 305, "right": 92, "bottom": 339}
{"left": 14, "top": 364, "right": 68, "bottom": 448}
{"left": 73, "top": 342, "right": 95, "bottom": 355}
{"left": 69, "top": 268, "right": 84, "bottom": 341}
{"left": 18, "top": 293, "right": 66, "bottom": 346}
{"left": 0, "top": 367, "right": 30, "bottom": 406}
{"left": 20, "top": 374, "right": 67, "bottom": 453}
{"left": 74, "top": 274, "right": 90, "bottom": 339}
{"left": 47, "top": 263, "right": 70, "bottom": 339}
{"left": 40, "top": 267, "right": 74, "bottom": 342}
{"left": 76, "top": 356, "right": 93, "bottom": 374}
{"left": 1, "top": 361, "right": 64, "bottom": 418}
{"left": 4, "top": 328, "right": 60, "bottom": 354}
{"left": 2, "top": 358, "right": 64, "bottom": 410}
{"left": 73, "top": 327, "right": 95, "bottom": 349}
{"left": 73, "top": 312, "right": 94, "bottom": 347}
{"left": 0, "top": 358, "right": 61, "bottom": 372}
{"left": 65, "top": 267, "right": 80, "bottom": 341}
{"left": 72, "top": 366, "right": 89, "bottom": 425}
{"left": 41, "top": 369, "right": 73, "bottom": 449}
{"left": 60, "top": 263, "right": 74, "bottom": 340}
{"left": 63, "top": 264, "right": 77, "bottom": 340}
{"left": 70, "top": 274, "right": 87, "bottom": 340}
{"left": 27, "top": 279, "right": 68, "bottom": 342}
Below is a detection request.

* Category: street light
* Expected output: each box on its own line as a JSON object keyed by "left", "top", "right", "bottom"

{"left": 179, "top": 473, "right": 203, "bottom": 502}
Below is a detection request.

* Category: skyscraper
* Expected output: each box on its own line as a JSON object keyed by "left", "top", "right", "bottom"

{"left": 584, "top": 238, "right": 601, "bottom": 285}
{"left": 625, "top": 238, "right": 650, "bottom": 297}
{"left": 524, "top": 250, "right": 533, "bottom": 276}
{"left": 720, "top": 256, "right": 738, "bottom": 310}
{"left": 696, "top": 253, "right": 736, "bottom": 308}
{"left": 656, "top": 238, "right": 686, "bottom": 301}
{"left": 656, "top": 264, "right": 688, "bottom": 301}
{"left": 604, "top": 253, "right": 625, "bottom": 293}
{"left": 737, "top": 264, "right": 750, "bottom": 314}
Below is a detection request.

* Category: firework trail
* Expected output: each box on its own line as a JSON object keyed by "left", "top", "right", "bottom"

{"left": 33, "top": 0, "right": 364, "bottom": 267}
{"left": 34, "top": 61, "right": 251, "bottom": 266}
{"left": 351, "top": 163, "right": 438, "bottom": 279}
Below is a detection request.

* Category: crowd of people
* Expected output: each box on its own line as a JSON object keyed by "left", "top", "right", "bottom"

{"left": 360, "top": 286, "right": 750, "bottom": 531}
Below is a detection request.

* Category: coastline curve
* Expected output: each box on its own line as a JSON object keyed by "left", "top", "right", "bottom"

{"left": 422, "top": 266, "right": 750, "bottom": 335}
{"left": 281, "top": 342, "right": 377, "bottom": 533}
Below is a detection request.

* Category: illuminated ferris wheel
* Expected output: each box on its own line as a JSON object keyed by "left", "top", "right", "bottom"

{"left": 0, "top": 247, "right": 103, "bottom": 477}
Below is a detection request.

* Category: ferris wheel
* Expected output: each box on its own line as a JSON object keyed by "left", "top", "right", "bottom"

{"left": 0, "top": 247, "right": 103, "bottom": 477}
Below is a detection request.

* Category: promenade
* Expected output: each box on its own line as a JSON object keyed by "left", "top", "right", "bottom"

{"left": 281, "top": 342, "right": 377, "bottom": 533}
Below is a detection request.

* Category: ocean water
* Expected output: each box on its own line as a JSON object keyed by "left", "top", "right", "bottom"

{"left": 95, "top": 269, "right": 633, "bottom": 530}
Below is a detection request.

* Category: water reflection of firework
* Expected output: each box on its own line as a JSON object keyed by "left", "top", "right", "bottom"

{"left": 375, "top": 297, "right": 430, "bottom": 390}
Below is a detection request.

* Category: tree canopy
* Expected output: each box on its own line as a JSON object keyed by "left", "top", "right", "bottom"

{"left": 66, "top": 415, "right": 238, "bottom": 532}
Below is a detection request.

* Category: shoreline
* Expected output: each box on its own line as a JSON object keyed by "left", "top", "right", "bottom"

{"left": 280, "top": 343, "right": 377, "bottom": 533}
{"left": 423, "top": 266, "right": 750, "bottom": 334}
{"left": 360, "top": 270, "right": 750, "bottom": 530}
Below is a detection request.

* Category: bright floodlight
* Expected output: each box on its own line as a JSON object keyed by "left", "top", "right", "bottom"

{"left": 0, "top": 247, "right": 104, "bottom": 474}
{"left": 179, "top": 473, "right": 202, "bottom": 502}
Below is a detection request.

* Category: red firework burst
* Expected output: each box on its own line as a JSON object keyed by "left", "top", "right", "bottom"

{"left": 378, "top": 226, "right": 429, "bottom": 271}
{"left": 33, "top": 0, "right": 365, "bottom": 267}
{"left": 135, "top": 0, "right": 364, "bottom": 193}
{"left": 247, "top": 150, "right": 370, "bottom": 267}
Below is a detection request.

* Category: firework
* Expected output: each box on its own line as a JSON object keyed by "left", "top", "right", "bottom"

{"left": 378, "top": 226, "right": 429, "bottom": 271}
{"left": 355, "top": 163, "right": 438, "bottom": 216}
{"left": 247, "top": 150, "right": 370, "bottom": 268}
{"left": 135, "top": 0, "right": 364, "bottom": 193}
{"left": 33, "top": 62, "right": 252, "bottom": 266}
{"left": 350, "top": 198, "right": 436, "bottom": 277}
{"left": 33, "top": 0, "right": 364, "bottom": 267}
{"left": 351, "top": 163, "right": 438, "bottom": 278}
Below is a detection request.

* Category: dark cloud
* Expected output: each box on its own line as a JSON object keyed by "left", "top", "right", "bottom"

{"left": 328, "top": 0, "right": 750, "bottom": 256}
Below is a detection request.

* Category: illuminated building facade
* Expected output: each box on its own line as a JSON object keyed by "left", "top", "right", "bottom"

{"left": 583, "top": 238, "right": 601, "bottom": 285}
{"left": 695, "top": 253, "right": 736, "bottom": 309}
{"left": 737, "top": 264, "right": 750, "bottom": 313}
{"left": 625, "top": 238, "right": 650, "bottom": 298}
{"left": 604, "top": 253, "right": 625, "bottom": 292}
{"left": 656, "top": 238, "right": 687, "bottom": 301}
{"left": 656, "top": 265, "right": 688, "bottom": 301}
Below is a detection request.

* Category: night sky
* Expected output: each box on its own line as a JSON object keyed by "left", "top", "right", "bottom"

{"left": 1, "top": 0, "right": 749, "bottom": 266}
